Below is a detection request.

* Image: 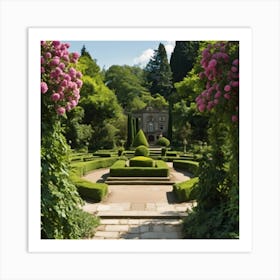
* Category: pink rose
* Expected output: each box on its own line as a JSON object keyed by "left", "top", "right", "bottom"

{"left": 198, "top": 104, "right": 206, "bottom": 112}
{"left": 232, "top": 59, "right": 239, "bottom": 66}
{"left": 45, "top": 52, "right": 52, "bottom": 59}
{"left": 224, "top": 93, "right": 231, "bottom": 100}
{"left": 41, "top": 82, "right": 48, "bottom": 94}
{"left": 215, "top": 91, "right": 222, "bottom": 98}
{"left": 56, "top": 107, "right": 65, "bottom": 115}
{"left": 232, "top": 115, "right": 238, "bottom": 122}
{"left": 224, "top": 85, "right": 231, "bottom": 92}
{"left": 51, "top": 93, "right": 60, "bottom": 101}
{"left": 208, "top": 59, "right": 217, "bottom": 69}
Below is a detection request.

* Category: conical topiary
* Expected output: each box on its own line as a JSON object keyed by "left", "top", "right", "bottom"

{"left": 132, "top": 129, "right": 149, "bottom": 147}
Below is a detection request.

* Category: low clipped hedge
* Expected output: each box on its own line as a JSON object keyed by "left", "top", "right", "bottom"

{"left": 110, "top": 160, "right": 169, "bottom": 177}
{"left": 173, "top": 160, "right": 199, "bottom": 175}
{"left": 130, "top": 156, "right": 154, "bottom": 167}
{"left": 70, "top": 173, "right": 108, "bottom": 202}
{"left": 166, "top": 151, "right": 179, "bottom": 157}
{"left": 93, "top": 152, "right": 113, "bottom": 157}
{"left": 173, "top": 177, "right": 199, "bottom": 202}
{"left": 71, "top": 157, "right": 118, "bottom": 177}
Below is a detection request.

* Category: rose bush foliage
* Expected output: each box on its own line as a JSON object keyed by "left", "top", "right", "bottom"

{"left": 41, "top": 40, "right": 83, "bottom": 115}
{"left": 41, "top": 41, "right": 98, "bottom": 239}
{"left": 195, "top": 42, "right": 239, "bottom": 122}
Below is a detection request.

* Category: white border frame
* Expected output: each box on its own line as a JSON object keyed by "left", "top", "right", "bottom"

{"left": 28, "top": 27, "right": 252, "bottom": 253}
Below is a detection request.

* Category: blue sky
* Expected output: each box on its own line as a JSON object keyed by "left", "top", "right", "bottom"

{"left": 66, "top": 41, "right": 175, "bottom": 69}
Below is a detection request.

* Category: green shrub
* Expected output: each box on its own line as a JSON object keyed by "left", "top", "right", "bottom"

{"left": 161, "top": 147, "right": 167, "bottom": 156}
{"left": 173, "top": 160, "right": 199, "bottom": 175}
{"left": 71, "top": 157, "right": 117, "bottom": 176}
{"left": 130, "top": 156, "right": 154, "bottom": 167}
{"left": 157, "top": 137, "right": 170, "bottom": 147}
{"left": 173, "top": 177, "right": 199, "bottom": 202}
{"left": 118, "top": 147, "right": 125, "bottom": 156}
{"left": 110, "top": 160, "right": 169, "bottom": 177}
{"left": 134, "top": 145, "right": 149, "bottom": 157}
{"left": 132, "top": 129, "right": 149, "bottom": 147}
{"left": 70, "top": 173, "right": 108, "bottom": 202}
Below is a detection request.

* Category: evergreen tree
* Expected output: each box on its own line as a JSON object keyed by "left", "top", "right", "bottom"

{"left": 81, "top": 45, "right": 92, "bottom": 59}
{"left": 145, "top": 43, "right": 173, "bottom": 100}
{"left": 170, "top": 41, "right": 199, "bottom": 83}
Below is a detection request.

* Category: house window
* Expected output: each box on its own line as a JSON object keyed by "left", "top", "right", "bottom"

{"left": 159, "top": 116, "right": 165, "bottom": 122}
{"left": 148, "top": 122, "right": 154, "bottom": 132}
{"left": 160, "top": 124, "right": 164, "bottom": 131}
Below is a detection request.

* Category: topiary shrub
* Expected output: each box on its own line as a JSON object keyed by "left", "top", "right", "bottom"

{"left": 130, "top": 156, "right": 154, "bottom": 167}
{"left": 132, "top": 129, "right": 149, "bottom": 147}
{"left": 157, "top": 137, "right": 170, "bottom": 147}
{"left": 135, "top": 145, "right": 149, "bottom": 157}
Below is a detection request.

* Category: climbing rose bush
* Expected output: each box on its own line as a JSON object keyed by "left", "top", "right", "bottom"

{"left": 41, "top": 41, "right": 83, "bottom": 115}
{"left": 196, "top": 42, "right": 239, "bottom": 122}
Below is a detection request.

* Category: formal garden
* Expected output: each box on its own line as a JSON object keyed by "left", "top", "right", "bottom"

{"left": 41, "top": 40, "right": 239, "bottom": 239}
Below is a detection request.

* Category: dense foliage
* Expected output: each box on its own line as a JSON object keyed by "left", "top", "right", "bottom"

{"left": 75, "top": 51, "right": 126, "bottom": 150}
{"left": 41, "top": 41, "right": 99, "bottom": 239}
{"left": 183, "top": 41, "right": 239, "bottom": 239}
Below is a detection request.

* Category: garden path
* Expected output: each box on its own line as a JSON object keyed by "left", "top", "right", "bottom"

{"left": 82, "top": 163, "right": 195, "bottom": 239}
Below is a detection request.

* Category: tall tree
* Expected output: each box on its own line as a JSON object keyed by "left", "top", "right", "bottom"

{"left": 105, "top": 65, "right": 150, "bottom": 112}
{"left": 145, "top": 43, "right": 173, "bottom": 100}
{"left": 170, "top": 41, "right": 199, "bottom": 83}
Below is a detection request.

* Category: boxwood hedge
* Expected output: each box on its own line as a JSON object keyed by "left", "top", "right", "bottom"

{"left": 71, "top": 157, "right": 118, "bottom": 177}
{"left": 173, "top": 177, "right": 199, "bottom": 202}
{"left": 70, "top": 173, "right": 108, "bottom": 202}
{"left": 130, "top": 156, "right": 154, "bottom": 167}
{"left": 173, "top": 160, "right": 199, "bottom": 175}
{"left": 110, "top": 160, "right": 169, "bottom": 177}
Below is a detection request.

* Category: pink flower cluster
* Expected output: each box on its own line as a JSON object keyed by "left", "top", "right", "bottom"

{"left": 196, "top": 42, "right": 239, "bottom": 122}
{"left": 41, "top": 41, "right": 82, "bottom": 115}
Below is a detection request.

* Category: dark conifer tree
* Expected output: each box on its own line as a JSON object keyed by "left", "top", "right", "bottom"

{"left": 145, "top": 43, "right": 173, "bottom": 100}
{"left": 81, "top": 45, "right": 92, "bottom": 59}
{"left": 170, "top": 41, "right": 199, "bottom": 83}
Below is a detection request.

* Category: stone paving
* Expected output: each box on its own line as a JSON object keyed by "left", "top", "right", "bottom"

{"left": 83, "top": 201, "right": 196, "bottom": 239}
{"left": 93, "top": 218, "right": 183, "bottom": 239}
{"left": 82, "top": 163, "right": 195, "bottom": 239}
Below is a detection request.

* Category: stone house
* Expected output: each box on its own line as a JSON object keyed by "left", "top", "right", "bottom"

{"left": 132, "top": 106, "right": 169, "bottom": 144}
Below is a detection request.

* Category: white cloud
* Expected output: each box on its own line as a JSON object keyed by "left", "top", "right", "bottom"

{"left": 133, "top": 48, "right": 154, "bottom": 67}
{"left": 164, "top": 41, "right": 175, "bottom": 60}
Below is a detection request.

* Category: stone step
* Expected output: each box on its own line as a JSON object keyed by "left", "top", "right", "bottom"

{"left": 97, "top": 210, "right": 188, "bottom": 219}
{"left": 105, "top": 180, "right": 176, "bottom": 185}
{"left": 106, "top": 176, "right": 171, "bottom": 181}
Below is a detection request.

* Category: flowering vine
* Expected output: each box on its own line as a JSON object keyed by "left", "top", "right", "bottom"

{"left": 41, "top": 41, "right": 83, "bottom": 115}
{"left": 195, "top": 42, "right": 239, "bottom": 122}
